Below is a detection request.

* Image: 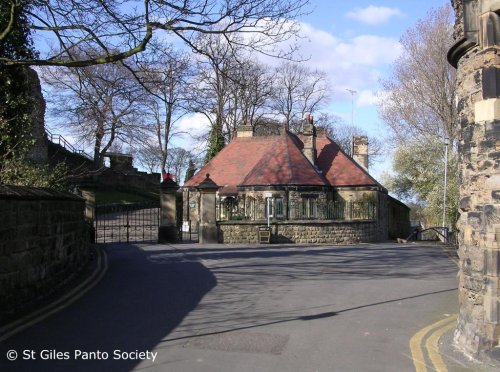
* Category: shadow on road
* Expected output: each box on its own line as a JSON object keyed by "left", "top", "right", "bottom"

{"left": 153, "top": 243, "right": 458, "bottom": 349}
{"left": 150, "top": 243, "right": 458, "bottom": 280}
{"left": 1, "top": 243, "right": 457, "bottom": 372}
{"left": 161, "top": 287, "right": 456, "bottom": 343}
{"left": 0, "top": 243, "right": 217, "bottom": 372}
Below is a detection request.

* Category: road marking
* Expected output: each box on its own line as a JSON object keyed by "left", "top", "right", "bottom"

{"left": 0, "top": 245, "right": 108, "bottom": 341}
{"left": 425, "top": 319, "right": 457, "bottom": 372}
{"left": 409, "top": 315, "right": 456, "bottom": 372}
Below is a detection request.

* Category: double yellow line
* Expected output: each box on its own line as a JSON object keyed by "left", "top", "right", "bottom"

{"left": 0, "top": 245, "right": 108, "bottom": 342}
{"left": 409, "top": 314, "right": 457, "bottom": 372}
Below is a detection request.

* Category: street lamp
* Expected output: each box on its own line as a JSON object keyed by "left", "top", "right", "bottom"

{"left": 346, "top": 89, "right": 357, "bottom": 126}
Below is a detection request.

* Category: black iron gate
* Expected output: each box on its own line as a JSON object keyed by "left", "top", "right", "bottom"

{"left": 95, "top": 201, "right": 160, "bottom": 243}
{"left": 180, "top": 220, "right": 199, "bottom": 243}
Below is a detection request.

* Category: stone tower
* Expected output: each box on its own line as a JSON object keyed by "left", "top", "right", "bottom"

{"left": 448, "top": 0, "right": 500, "bottom": 355}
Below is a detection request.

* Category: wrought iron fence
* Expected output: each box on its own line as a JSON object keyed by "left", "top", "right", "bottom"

{"left": 218, "top": 198, "right": 376, "bottom": 222}
{"left": 289, "top": 200, "right": 376, "bottom": 220}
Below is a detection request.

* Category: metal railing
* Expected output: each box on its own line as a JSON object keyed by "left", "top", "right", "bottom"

{"left": 46, "top": 129, "right": 93, "bottom": 160}
{"left": 407, "top": 226, "right": 455, "bottom": 245}
{"left": 218, "top": 199, "right": 376, "bottom": 222}
{"left": 290, "top": 200, "right": 376, "bottom": 221}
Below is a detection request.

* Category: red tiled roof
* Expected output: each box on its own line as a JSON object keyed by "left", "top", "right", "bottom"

{"left": 240, "top": 134, "right": 326, "bottom": 186}
{"left": 183, "top": 136, "right": 277, "bottom": 194}
{"left": 316, "top": 136, "right": 379, "bottom": 187}
{"left": 184, "top": 131, "right": 380, "bottom": 192}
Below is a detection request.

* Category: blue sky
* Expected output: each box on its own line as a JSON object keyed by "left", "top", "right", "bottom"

{"left": 292, "top": 0, "right": 451, "bottom": 178}
{"left": 42, "top": 0, "right": 452, "bottom": 179}
{"left": 173, "top": 0, "right": 451, "bottom": 179}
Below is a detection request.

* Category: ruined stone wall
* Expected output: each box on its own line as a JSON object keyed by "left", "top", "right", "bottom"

{"left": 451, "top": 0, "right": 500, "bottom": 355}
{"left": 25, "top": 68, "right": 48, "bottom": 165}
{"left": 96, "top": 168, "right": 160, "bottom": 192}
{"left": 218, "top": 220, "right": 378, "bottom": 244}
{"left": 47, "top": 141, "right": 93, "bottom": 172}
{"left": 0, "top": 186, "right": 90, "bottom": 321}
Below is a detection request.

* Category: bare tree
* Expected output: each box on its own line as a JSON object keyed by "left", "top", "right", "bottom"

{"left": 253, "top": 117, "right": 283, "bottom": 136}
{"left": 1, "top": 0, "right": 309, "bottom": 67}
{"left": 190, "top": 32, "right": 276, "bottom": 163}
{"left": 225, "top": 59, "right": 275, "bottom": 137}
{"left": 271, "top": 61, "right": 330, "bottom": 133}
{"left": 42, "top": 54, "right": 149, "bottom": 168}
{"left": 136, "top": 141, "right": 162, "bottom": 173}
{"left": 132, "top": 41, "right": 194, "bottom": 175}
{"left": 378, "top": 5, "right": 456, "bottom": 144}
{"left": 188, "top": 32, "right": 243, "bottom": 161}
{"left": 316, "top": 113, "right": 384, "bottom": 167}
{"left": 166, "top": 147, "right": 191, "bottom": 184}
{"left": 379, "top": 4, "right": 459, "bottom": 225}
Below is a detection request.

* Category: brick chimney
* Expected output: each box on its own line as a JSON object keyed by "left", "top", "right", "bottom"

{"left": 236, "top": 123, "right": 253, "bottom": 137}
{"left": 352, "top": 136, "right": 368, "bottom": 169}
{"left": 302, "top": 114, "right": 316, "bottom": 166}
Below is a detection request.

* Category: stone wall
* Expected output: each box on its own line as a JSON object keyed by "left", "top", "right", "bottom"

{"left": 25, "top": 68, "right": 48, "bottom": 165}
{"left": 218, "top": 220, "right": 378, "bottom": 244}
{"left": 387, "top": 196, "right": 411, "bottom": 240}
{"left": 450, "top": 0, "right": 500, "bottom": 355}
{"left": 377, "top": 192, "right": 389, "bottom": 241}
{"left": 47, "top": 141, "right": 93, "bottom": 172}
{"left": 0, "top": 185, "right": 90, "bottom": 321}
{"left": 96, "top": 168, "right": 160, "bottom": 192}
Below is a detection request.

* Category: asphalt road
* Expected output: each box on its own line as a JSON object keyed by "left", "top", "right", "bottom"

{"left": 0, "top": 242, "right": 458, "bottom": 372}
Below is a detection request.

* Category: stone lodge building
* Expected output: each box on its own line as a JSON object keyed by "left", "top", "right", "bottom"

{"left": 183, "top": 118, "right": 410, "bottom": 244}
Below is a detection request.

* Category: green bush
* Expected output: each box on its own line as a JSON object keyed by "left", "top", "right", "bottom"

{"left": 0, "top": 158, "right": 69, "bottom": 190}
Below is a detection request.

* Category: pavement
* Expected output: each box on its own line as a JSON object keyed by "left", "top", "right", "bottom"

{"left": 0, "top": 241, "right": 497, "bottom": 371}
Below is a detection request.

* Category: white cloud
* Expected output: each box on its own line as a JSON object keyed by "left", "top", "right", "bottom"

{"left": 170, "top": 113, "right": 210, "bottom": 154}
{"left": 356, "top": 90, "right": 392, "bottom": 108}
{"left": 356, "top": 90, "right": 380, "bottom": 107}
{"left": 246, "top": 20, "right": 402, "bottom": 106}
{"left": 346, "top": 6, "right": 403, "bottom": 26}
{"left": 333, "top": 35, "right": 402, "bottom": 67}
{"left": 283, "top": 22, "right": 402, "bottom": 102}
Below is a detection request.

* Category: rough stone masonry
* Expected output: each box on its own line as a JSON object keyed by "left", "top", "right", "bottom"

{"left": 449, "top": 0, "right": 500, "bottom": 356}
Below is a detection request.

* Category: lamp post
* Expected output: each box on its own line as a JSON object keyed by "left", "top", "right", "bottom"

{"left": 346, "top": 89, "right": 357, "bottom": 126}
{"left": 442, "top": 137, "right": 449, "bottom": 232}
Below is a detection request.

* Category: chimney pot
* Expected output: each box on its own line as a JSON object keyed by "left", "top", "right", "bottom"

{"left": 352, "top": 136, "right": 369, "bottom": 169}
{"left": 236, "top": 123, "right": 254, "bottom": 138}
{"left": 303, "top": 122, "right": 317, "bottom": 166}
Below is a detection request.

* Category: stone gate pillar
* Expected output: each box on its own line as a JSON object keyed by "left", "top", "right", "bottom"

{"left": 197, "top": 174, "right": 219, "bottom": 244}
{"left": 449, "top": 0, "right": 500, "bottom": 355}
{"left": 78, "top": 177, "right": 97, "bottom": 223}
{"left": 159, "top": 177, "right": 179, "bottom": 243}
